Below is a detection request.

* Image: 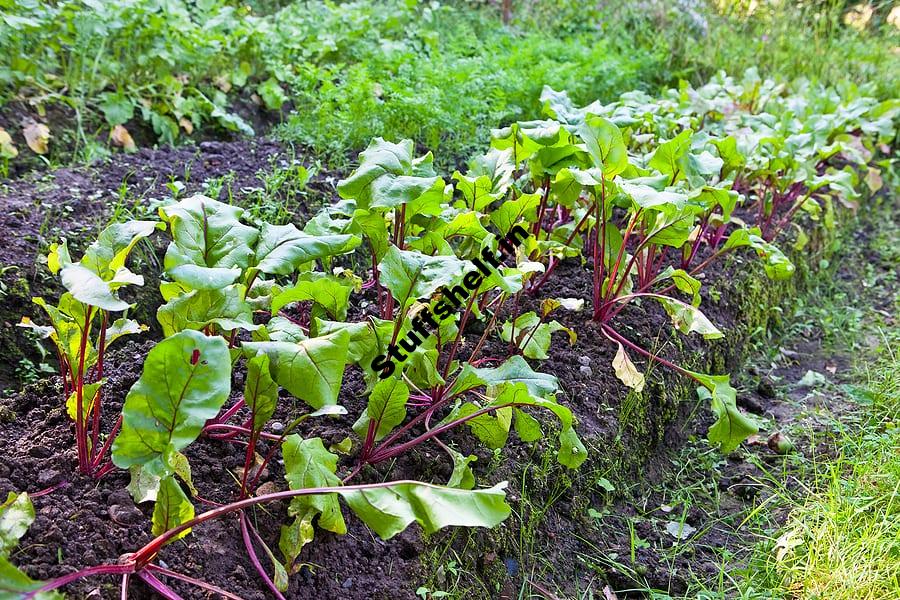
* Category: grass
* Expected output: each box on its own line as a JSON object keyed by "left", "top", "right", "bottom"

{"left": 686, "top": 211, "right": 900, "bottom": 599}
{"left": 735, "top": 336, "right": 899, "bottom": 600}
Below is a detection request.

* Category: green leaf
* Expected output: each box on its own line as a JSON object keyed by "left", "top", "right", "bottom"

{"left": 446, "top": 448, "right": 477, "bottom": 489}
{"left": 353, "top": 377, "right": 409, "bottom": 442}
{"left": 282, "top": 436, "right": 347, "bottom": 535}
{"left": 169, "top": 451, "right": 198, "bottom": 497}
{"left": 490, "top": 383, "right": 587, "bottom": 469}
{"left": 245, "top": 353, "right": 279, "bottom": 435}
{"left": 339, "top": 481, "right": 511, "bottom": 540}
{"left": 242, "top": 330, "right": 349, "bottom": 409}
{"left": 0, "top": 557, "right": 63, "bottom": 599}
{"left": 60, "top": 264, "right": 131, "bottom": 311}
{"left": 470, "top": 355, "right": 559, "bottom": 399}
{"left": 257, "top": 77, "right": 289, "bottom": 111}
{"left": 688, "top": 371, "right": 759, "bottom": 453}
{"left": 579, "top": 115, "right": 629, "bottom": 178}
{"left": 0, "top": 493, "right": 34, "bottom": 556}
{"left": 151, "top": 476, "right": 195, "bottom": 543}
{"left": 722, "top": 229, "right": 795, "bottom": 280}
{"left": 313, "top": 318, "right": 394, "bottom": 369}
{"left": 489, "top": 193, "right": 540, "bottom": 236}
{"left": 337, "top": 138, "right": 442, "bottom": 210}
{"left": 253, "top": 223, "right": 360, "bottom": 275}
{"left": 65, "top": 381, "right": 104, "bottom": 428}
{"left": 379, "top": 246, "right": 468, "bottom": 310}
{"left": 157, "top": 284, "right": 258, "bottom": 337}
{"left": 499, "top": 312, "right": 575, "bottom": 360}
{"left": 99, "top": 91, "right": 134, "bottom": 127}
{"left": 160, "top": 195, "right": 259, "bottom": 289}
{"left": 653, "top": 267, "right": 702, "bottom": 306}
{"left": 271, "top": 276, "right": 353, "bottom": 320}
{"left": 279, "top": 508, "right": 315, "bottom": 572}
{"left": 451, "top": 402, "right": 512, "bottom": 449}
{"left": 112, "top": 331, "right": 232, "bottom": 476}
{"left": 81, "top": 220, "right": 163, "bottom": 278}
{"left": 648, "top": 129, "right": 693, "bottom": 183}
{"left": 105, "top": 318, "right": 148, "bottom": 348}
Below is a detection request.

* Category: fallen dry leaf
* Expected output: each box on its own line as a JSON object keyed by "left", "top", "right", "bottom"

{"left": 22, "top": 120, "right": 50, "bottom": 154}
{"left": 612, "top": 342, "right": 646, "bottom": 392}
{"left": 865, "top": 167, "right": 883, "bottom": 193}
{"left": 110, "top": 124, "right": 136, "bottom": 152}
{"left": 0, "top": 127, "right": 17, "bottom": 158}
{"left": 178, "top": 117, "right": 194, "bottom": 135}
{"left": 602, "top": 586, "right": 619, "bottom": 600}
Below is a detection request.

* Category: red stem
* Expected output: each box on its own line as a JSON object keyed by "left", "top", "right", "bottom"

{"left": 90, "top": 311, "right": 108, "bottom": 464}
{"left": 75, "top": 305, "right": 94, "bottom": 473}
{"left": 145, "top": 565, "right": 246, "bottom": 600}
{"left": 240, "top": 512, "right": 286, "bottom": 600}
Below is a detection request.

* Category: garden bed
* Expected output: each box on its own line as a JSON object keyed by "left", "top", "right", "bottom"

{"left": 1, "top": 73, "right": 894, "bottom": 600}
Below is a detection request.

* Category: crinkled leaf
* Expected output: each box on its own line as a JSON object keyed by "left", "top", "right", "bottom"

{"left": 157, "top": 284, "right": 258, "bottom": 337}
{"left": 253, "top": 222, "right": 359, "bottom": 275}
{"left": 353, "top": 377, "right": 409, "bottom": 442}
{"left": 282, "top": 436, "right": 347, "bottom": 535}
{"left": 380, "top": 246, "right": 468, "bottom": 310}
{"left": 271, "top": 276, "right": 353, "bottom": 320}
{"left": 112, "top": 331, "right": 232, "bottom": 476}
{"left": 242, "top": 330, "right": 349, "bottom": 409}
{"left": 159, "top": 195, "right": 258, "bottom": 289}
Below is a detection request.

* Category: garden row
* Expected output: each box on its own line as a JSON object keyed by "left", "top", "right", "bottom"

{"left": 2, "top": 70, "right": 896, "bottom": 598}
{"left": 0, "top": 0, "right": 658, "bottom": 172}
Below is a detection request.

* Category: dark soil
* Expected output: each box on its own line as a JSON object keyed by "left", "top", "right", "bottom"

{"left": 0, "top": 137, "right": 347, "bottom": 389}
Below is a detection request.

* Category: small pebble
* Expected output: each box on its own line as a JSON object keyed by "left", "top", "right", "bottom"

{"left": 108, "top": 504, "right": 144, "bottom": 526}
{"left": 270, "top": 421, "right": 284, "bottom": 433}
{"left": 28, "top": 446, "right": 52, "bottom": 459}
{"left": 577, "top": 356, "right": 591, "bottom": 366}
{"left": 579, "top": 365, "right": 593, "bottom": 376}
{"left": 342, "top": 578, "right": 353, "bottom": 589}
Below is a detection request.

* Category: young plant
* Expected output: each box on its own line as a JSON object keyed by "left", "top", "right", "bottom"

{"left": 19, "top": 220, "right": 163, "bottom": 476}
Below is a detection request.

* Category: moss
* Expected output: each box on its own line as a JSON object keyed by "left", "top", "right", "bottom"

{"left": 0, "top": 276, "right": 35, "bottom": 388}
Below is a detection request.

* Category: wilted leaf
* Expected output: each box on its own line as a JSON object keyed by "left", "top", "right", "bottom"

{"left": 111, "top": 125, "right": 137, "bottom": 152}
{"left": 612, "top": 343, "right": 645, "bottom": 392}
{"left": 22, "top": 120, "right": 50, "bottom": 154}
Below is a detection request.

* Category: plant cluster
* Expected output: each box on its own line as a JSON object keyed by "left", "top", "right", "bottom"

{"left": 0, "top": 0, "right": 656, "bottom": 168}
{"left": 4, "top": 70, "right": 896, "bottom": 599}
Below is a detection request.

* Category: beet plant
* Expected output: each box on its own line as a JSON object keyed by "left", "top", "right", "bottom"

{"left": 19, "top": 220, "right": 163, "bottom": 476}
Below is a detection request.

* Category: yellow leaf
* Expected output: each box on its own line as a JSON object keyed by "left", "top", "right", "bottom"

{"left": 612, "top": 343, "right": 645, "bottom": 392}
{"left": 865, "top": 167, "right": 883, "bottom": 193}
{"left": 22, "top": 120, "right": 50, "bottom": 155}
{"left": 111, "top": 125, "right": 137, "bottom": 152}
{"left": 178, "top": 117, "right": 194, "bottom": 135}
{"left": 0, "top": 127, "right": 17, "bottom": 159}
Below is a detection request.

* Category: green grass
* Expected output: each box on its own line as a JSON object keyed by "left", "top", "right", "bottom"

{"left": 738, "top": 338, "right": 900, "bottom": 599}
